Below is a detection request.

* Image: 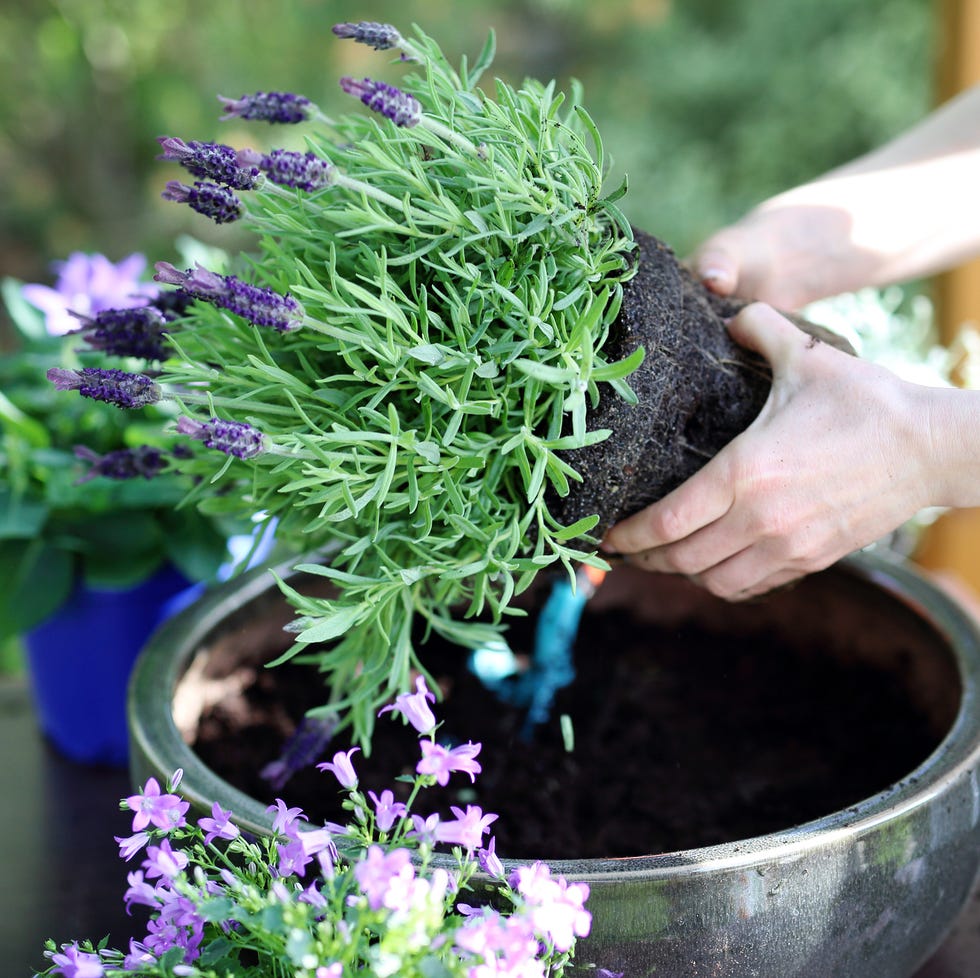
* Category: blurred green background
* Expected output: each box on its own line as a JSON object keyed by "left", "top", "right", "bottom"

{"left": 0, "top": 0, "right": 935, "bottom": 672}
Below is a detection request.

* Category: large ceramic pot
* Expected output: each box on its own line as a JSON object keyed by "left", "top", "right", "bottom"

{"left": 128, "top": 551, "right": 980, "bottom": 978}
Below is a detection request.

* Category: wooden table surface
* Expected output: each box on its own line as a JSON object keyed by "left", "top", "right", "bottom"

{"left": 2, "top": 678, "right": 978, "bottom": 978}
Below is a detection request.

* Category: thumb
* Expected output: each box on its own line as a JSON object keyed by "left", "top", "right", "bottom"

{"left": 726, "top": 302, "right": 808, "bottom": 365}
{"left": 691, "top": 232, "right": 743, "bottom": 296}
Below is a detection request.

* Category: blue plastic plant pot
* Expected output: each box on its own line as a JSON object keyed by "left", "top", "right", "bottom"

{"left": 24, "top": 563, "right": 199, "bottom": 767}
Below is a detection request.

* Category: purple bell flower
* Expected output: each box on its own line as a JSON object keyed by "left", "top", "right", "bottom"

{"left": 339, "top": 77, "right": 422, "bottom": 128}
{"left": 161, "top": 180, "right": 243, "bottom": 224}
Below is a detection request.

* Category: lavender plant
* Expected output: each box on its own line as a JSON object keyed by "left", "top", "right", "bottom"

{"left": 37, "top": 677, "right": 594, "bottom": 978}
{"left": 0, "top": 254, "right": 231, "bottom": 640}
{"left": 50, "top": 22, "right": 638, "bottom": 743}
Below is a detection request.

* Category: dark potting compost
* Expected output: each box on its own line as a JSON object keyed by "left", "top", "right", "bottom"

{"left": 187, "top": 569, "right": 949, "bottom": 861}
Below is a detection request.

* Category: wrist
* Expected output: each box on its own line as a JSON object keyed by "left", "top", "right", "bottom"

{"left": 917, "top": 385, "right": 980, "bottom": 509}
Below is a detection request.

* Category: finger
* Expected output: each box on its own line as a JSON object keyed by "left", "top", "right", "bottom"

{"left": 691, "top": 547, "right": 804, "bottom": 602}
{"left": 726, "top": 302, "right": 810, "bottom": 364}
{"left": 692, "top": 242, "right": 739, "bottom": 296}
{"left": 601, "top": 459, "right": 735, "bottom": 556}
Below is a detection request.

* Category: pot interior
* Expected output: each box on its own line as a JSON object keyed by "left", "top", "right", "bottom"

{"left": 172, "top": 559, "right": 962, "bottom": 860}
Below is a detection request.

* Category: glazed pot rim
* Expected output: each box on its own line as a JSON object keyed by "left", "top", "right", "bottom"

{"left": 128, "top": 549, "right": 980, "bottom": 881}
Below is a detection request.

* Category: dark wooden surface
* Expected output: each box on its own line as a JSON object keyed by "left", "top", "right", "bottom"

{"left": 2, "top": 677, "right": 979, "bottom": 978}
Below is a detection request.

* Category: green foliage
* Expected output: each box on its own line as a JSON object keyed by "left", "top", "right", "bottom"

{"left": 147, "top": 24, "right": 635, "bottom": 745}
{"left": 0, "top": 277, "right": 232, "bottom": 640}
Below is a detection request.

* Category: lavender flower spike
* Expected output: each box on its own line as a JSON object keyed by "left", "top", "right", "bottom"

{"left": 177, "top": 416, "right": 265, "bottom": 459}
{"left": 73, "top": 445, "right": 168, "bottom": 483}
{"left": 154, "top": 261, "right": 304, "bottom": 332}
{"left": 162, "top": 180, "right": 243, "bottom": 224}
{"left": 332, "top": 21, "right": 402, "bottom": 50}
{"left": 70, "top": 305, "right": 170, "bottom": 360}
{"left": 218, "top": 91, "right": 313, "bottom": 124}
{"left": 48, "top": 367, "right": 161, "bottom": 409}
{"left": 156, "top": 137, "right": 262, "bottom": 190}
{"left": 339, "top": 77, "right": 422, "bottom": 128}
{"left": 239, "top": 148, "right": 336, "bottom": 193}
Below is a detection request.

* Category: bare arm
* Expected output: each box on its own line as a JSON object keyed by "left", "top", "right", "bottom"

{"left": 693, "top": 85, "right": 980, "bottom": 308}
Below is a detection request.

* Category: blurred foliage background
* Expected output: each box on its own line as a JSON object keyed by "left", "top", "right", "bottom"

{"left": 0, "top": 0, "right": 935, "bottom": 671}
{"left": 2, "top": 0, "right": 934, "bottom": 294}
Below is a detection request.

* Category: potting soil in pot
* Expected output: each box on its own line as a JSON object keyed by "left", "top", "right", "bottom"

{"left": 189, "top": 576, "right": 946, "bottom": 860}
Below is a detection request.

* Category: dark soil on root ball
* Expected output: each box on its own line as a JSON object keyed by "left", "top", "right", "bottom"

{"left": 191, "top": 577, "right": 943, "bottom": 862}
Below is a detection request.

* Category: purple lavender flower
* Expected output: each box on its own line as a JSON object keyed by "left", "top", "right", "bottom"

{"left": 154, "top": 261, "right": 304, "bottom": 332}
{"left": 378, "top": 675, "right": 437, "bottom": 733}
{"left": 260, "top": 715, "right": 338, "bottom": 790}
{"left": 218, "top": 91, "right": 313, "bottom": 124}
{"left": 124, "top": 777, "right": 190, "bottom": 832}
{"left": 156, "top": 137, "right": 262, "bottom": 190}
{"left": 74, "top": 445, "right": 168, "bottom": 483}
{"left": 48, "top": 367, "right": 161, "bottom": 409}
{"left": 69, "top": 305, "right": 170, "bottom": 360}
{"left": 240, "top": 148, "right": 335, "bottom": 192}
{"left": 316, "top": 747, "right": 361, "bottom": 789}
{"left": 176, "top": 416, "right": 265, "bottom": 460}
{"left": 162, "top": 180, "right": 243, "bottom": 224}
{"left": 22, "top": 252, "right": 158, "bottom": 337}
{"left": 340, "top": 76, "right": 422, "bottom": 127}
{"left": 417, "top": 740, "right": 482, "bottom": 786}
{"left": 332, "top": 21, "right": 402, "bottom": 50}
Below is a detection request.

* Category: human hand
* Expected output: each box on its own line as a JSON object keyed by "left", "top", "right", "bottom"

{"left": 601, "top": 304, "right": 935, "bottom": 600}
{"left": 690, "top": 201, "right": 879, "bottom": 310}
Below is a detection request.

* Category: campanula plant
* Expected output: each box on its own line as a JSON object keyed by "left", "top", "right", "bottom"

{"left": 47, "top": 21, "right": 639, "bottom": 744}
{"left": 37, "top": 677, "right": 594, "bottom": 978}
{"left": 0, "top": 253, "right": 231, "bottom": 640}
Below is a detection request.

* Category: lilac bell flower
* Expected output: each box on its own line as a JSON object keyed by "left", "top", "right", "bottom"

{"left": 339, "top": 76, "right": 422, "bottom": 127}
{"left": 316, "top": 747, "right": 361, "bottom": 789}
{"left": 153, "top": 261, "right": 304, "bottom": 332}
{"left": 124, "top": 776, "right": 190, "bottom": 833}
{"left": 47, "top": 941, "right": 106, "bottom": 978}
{"left": 176, "top": 416, "right": 265, "bottom": 460}
{"left": 22, "top": 252, "right": 157, "bottom": 337}
{"left": 162, "top": 180, "right": 243, "bottom": 224}
{"left": 48, "top": 367, "right": 161, "bottom": 409}
{"left": 197, "top": 802, "right": 240, "bottom": 845}
{"left": 433, "top": 804, "right": 498, "bottom": 851}
{"left": 157, "top": 137, "right": 262, "bottom": 190}
{"left": 378, "top": 675, "right": 437, "bottom": 733}
{"left": 367, "top": 789, "right": 407, "bottom": 832}
{"left": 417, "top": 739, "right": 482, "bottom": 786}
{"left": 218, "top": 90, "right": 313, "bottom": 124}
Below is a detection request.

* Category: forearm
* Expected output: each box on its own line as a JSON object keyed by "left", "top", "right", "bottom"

{"left": 750, "top": 85, "right": 980, "bottom": 294}
{"left": 921, "top": 383, "right": 980, "bottom": 510}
